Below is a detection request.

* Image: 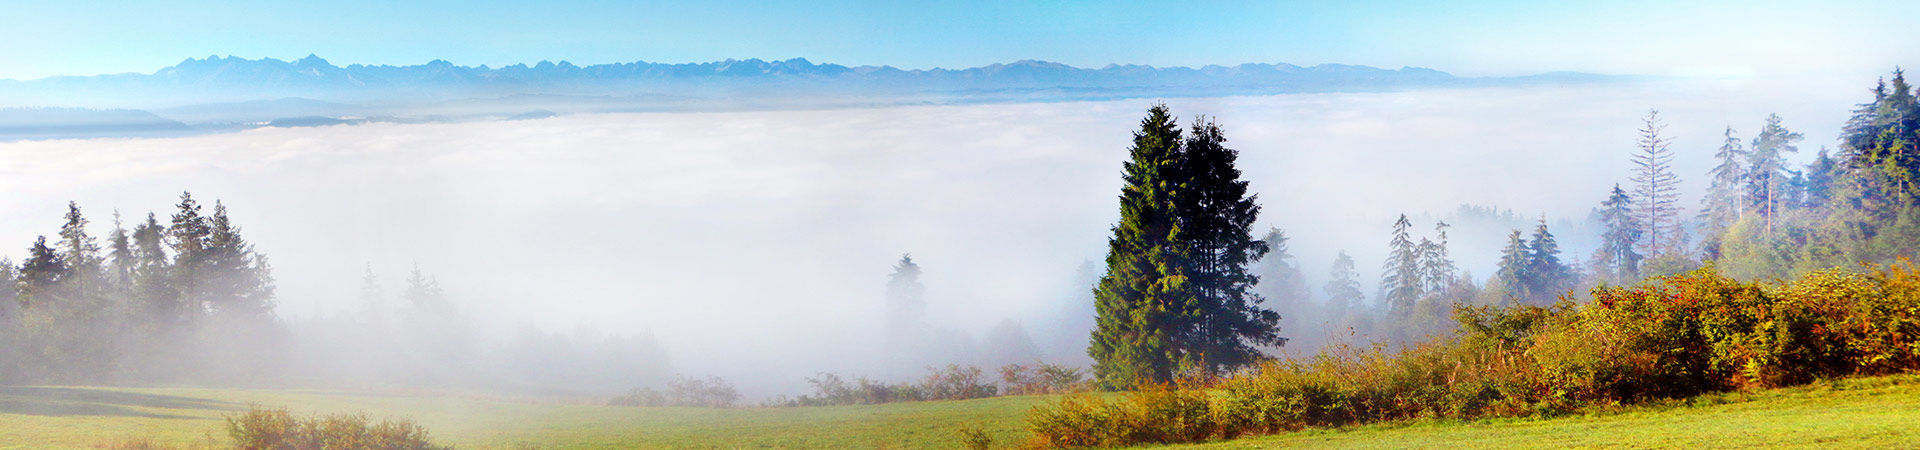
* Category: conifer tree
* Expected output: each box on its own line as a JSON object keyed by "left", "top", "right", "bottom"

{"left": 202, "top": 202, "right": 274, "bottom": 318}
{"left": 1090, "top": 104, "right": 1190, "bottom": 388}
{"left": 1803, "top": 149, "right": 1839, "bottom": 209}
{"left": 17, "top": 236, "right": 67, "bottom": 309}
{"left": 1631, "top": 110, "right": 1684, "bottom": 256}
{"left": 1493, "top": 230, "right": 1530, "bottom": 305}
{"left": 1592, "top": 184, "right": 1643, "bottom": 283}
{"left": 1379, "top": 214, "right": 1421, "bottom": 316}
{"left": 1091, "top": 105, "right": 1280, "bottom": 385}
{"left": 1747, "top": 114, "right": 1804, "bottom": 233}
{"left": 1323, "top": 251, "right": 1365, "bottom": 314}
{"left": 1177, "top": 117, "right": 1279, "bottom": 373}
{"left": 168, "top": 192, "right": 210, "bottom": 318}
{"left": 130, "top": 213, "right": 178, "bottom": 328}
{"left": 1701, "top": 126, "right": 1749, "bottom": 232}
{"left": 1417, "top": 221, "right": 1456, "bottom": 294}
{"left": 1253, "top": 228, "right": 1309, "bottom": 326}
{"left": 105, "top": 211, "right": 135, "bottom": 291}
{"left": 1524, "top": 219, "right": 1571, "bottom": 303}
{"left": 883, "top": 253, "right": 927, "bottom": 358}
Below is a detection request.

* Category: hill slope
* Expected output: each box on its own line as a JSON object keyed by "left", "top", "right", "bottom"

{"left": 5, "top": 374, "right": 1915, "bottom": 448}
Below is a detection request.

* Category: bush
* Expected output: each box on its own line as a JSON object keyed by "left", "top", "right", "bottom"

{"left": 1026, "top": 383, "right": 1216, "bottom": 447}
{"left": 999, "top": 362, "right": 1089, "bottom": 395}
{"left": 780, "top": 364, "right": 1002, "bottom": 406}
{"left": 227, "top": 405, "right": 443, "bottom": 450}
{"left": 609, "top": 374, "right": 739, "bottom": 407}
{"left": 1026, "top": 262, "right": 1920, "bottom": 448}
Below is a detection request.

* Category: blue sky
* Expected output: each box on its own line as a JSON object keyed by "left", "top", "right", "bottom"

{"left": 2, "top": 0, "right": 1916, "bottom": 80}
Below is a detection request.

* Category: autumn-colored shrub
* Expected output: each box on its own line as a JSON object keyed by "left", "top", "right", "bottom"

{"left": 1027, "top": 261, "right": 1920, "bottom": 448}
{"left": 227, "top": 405, "right": 442, "bottom": 450}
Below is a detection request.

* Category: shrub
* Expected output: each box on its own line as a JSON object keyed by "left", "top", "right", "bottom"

{"left": 610, "top": 374, "right": 739, "bottom": 407}
{"left": 1026, "top": 262, "right": 1920, "bottom": 448}
{"left": 226, "top": 405, "right": 443, "bottom": 450}
{"left": 1026, "top": 383, "right": 1216, "bottom": 447}
{"left": 780, "top": 365, "right": 1003, "bottom": 406}
{"left": 956, "top": 425, "right": 992, "bottom": 450}
{"left": 999, "top": 363, "right": 1089, "bottom": 395}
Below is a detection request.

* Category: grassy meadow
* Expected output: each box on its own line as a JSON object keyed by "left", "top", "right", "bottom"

{"left": 3, "top": 373, "right": 1920, "bottom": 448}
{"left": 0, "top": 386, "right": 1049, "bottom": 449}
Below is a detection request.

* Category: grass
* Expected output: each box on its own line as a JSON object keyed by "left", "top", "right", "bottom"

{"left": 3, "top": 373, "right": 1919, "bottom": 448}
{"left": 1179, "top": 373, "right": 1920, "bottom": 448}
{"left": 0, "top": 386, "right": 1050, "bottom": 449}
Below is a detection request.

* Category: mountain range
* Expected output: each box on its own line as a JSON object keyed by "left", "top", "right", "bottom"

{"left": 0, "top": 55, "right": 1636, "bottom": 140}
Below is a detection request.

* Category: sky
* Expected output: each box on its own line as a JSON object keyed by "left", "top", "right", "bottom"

{"left": 3, "top": 0, "right": 1918, "bottom": 80}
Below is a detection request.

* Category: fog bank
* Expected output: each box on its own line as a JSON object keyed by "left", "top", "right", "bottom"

{"left": 0, "top": 77, "right": 1862, "bottom": 395}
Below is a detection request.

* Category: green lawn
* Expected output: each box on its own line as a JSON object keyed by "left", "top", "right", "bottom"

{"left": 0, "top": 386, "right": 1049, "bottom": 449}
{"left": 4, "top": 374, "right": 1920, "bottom": 448}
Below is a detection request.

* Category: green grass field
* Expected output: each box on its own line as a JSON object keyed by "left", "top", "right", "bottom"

{"left": 0, "top": 386, "right": 1049, "bottom": 449}
{"left": 3, "top": 374, "right": 1919, "bottom": 449}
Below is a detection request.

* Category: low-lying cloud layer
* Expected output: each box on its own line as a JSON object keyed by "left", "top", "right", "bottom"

{"left": 0, "top": 77, "right": 1863, "bottom": 394}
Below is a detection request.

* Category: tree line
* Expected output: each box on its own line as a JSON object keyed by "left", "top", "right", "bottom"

{"left": 0, "top": 192, "right": 275, "bottom": 383}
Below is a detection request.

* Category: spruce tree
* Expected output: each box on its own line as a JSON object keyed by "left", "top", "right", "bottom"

{"left": 203, "top": 202, "right": 274, "bottom": 318}
{"left": 1417, "top": 221, "right": 1457, "bottom": 295}
{"left": 168, "top": 192, "right": 210, "bottom": 319}
{"left": 1701, "top": 126, "right": 1749, "bottom": 232}
{"left": 1493, "top": 230, "right": 1530, "bottom": 305}
{"left": 1090, "top": 104, "right": 1190, "bottom": 388}
{"left": 17, "top": 236, "right": 68, "bottom": 309}
{"left": 1177, "top": 117, "right": 1279, "bottom": 373}
{"left": 1253, "top": 228, "right": 1309, "bottom": 332}
{"left": 1631, "top": 110, "right": 1684, "bottom": 256}
{"left": 1379, "top": 214, "right": 1421, "bottom": 316}
{"left": 1803, "top": 149, "right": 1839, "bottom": 209}
{"left": 1747, "top": 114, "right": 1804, "bottom": 233}
{"left": 105, "top": 211, "right": 135, "bottom": 291}
{"left": 130, "top": 213, "right": 178, "bottom": 328}
{"left": 1592, "top": 184, "right": 1643, "bottom": 283}
{"left": 883, "top": 253, "right": 927, "bottom": 363}
{"left": 1524, "top": 219, "right": 1570, "bottom": 304}
{"left": 1323, "top": 251, "right": 1365, "bottom": 315}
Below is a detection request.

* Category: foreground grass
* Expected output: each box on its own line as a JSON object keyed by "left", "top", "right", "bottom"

{"left": 1181, "top": 373, "right": 1920, "bottom": 448}
{"left": 4, "top": 373, "right": 1919, "bottom": 448}
{"left": 0, "top": 386, "right": 1049, "bottom": 449}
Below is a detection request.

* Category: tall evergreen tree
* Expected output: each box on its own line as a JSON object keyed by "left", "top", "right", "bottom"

{"left": 105, "top": 211, "right": 135, "bottom": 291}
{"left": 1591, "top": 184, "right": 1643, "bottom": 283}
{"left": 883, "top": 253, "right": 927, "bottom": 355}
{"left": 1253, "top": 228, "right": 1309, "bottom": 327}
{"left": 1379, "top": 214, "right": 1421, "bottom": 316}
{"left": 1417, "top": 221, "right": 1457, "bottom": 294}
{"left": 1803, "top": 148, "right": 1839, "bottom": 209}
{"left": 1631, "top": 110, "right": 1684, "bottom": 256}
{"left": 202, "top": 202, "right": 274, "bottom": 318}
{"left": 1177, "top": 117, "right": 1279, "bottom": 373}
{"left": 129, "top": 213, "right": 178, "bottom": 328}
{"left": 1324, "top": 251, "right": 1365, "bottom": 315}
{"left": 167, "top": 192, "right": 210, "bottom": 318}
{"left": 1090, "top": 104, "right": 1191, "bottom": 388}
{"left": 1524, "top": 219, "right": 1571, "bottom": 303}
{"left": 1091, "top": 105, "right": 1280, "bottom": 386}
{"left": 1701, "top": 126, "right": 1750, "bottom": 232}
{"left": 1493, "top": 230, "right": 1530, "bottom": 305}
{"left": 17, "top": 236, "right": 68, "bottom": 309}
{"left": 1747, "top": 113, "right": 1804, "bottom": 233}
